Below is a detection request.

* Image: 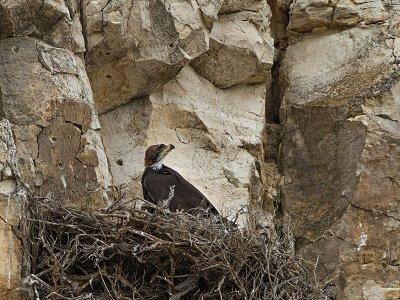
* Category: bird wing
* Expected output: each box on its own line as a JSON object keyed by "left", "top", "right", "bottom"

{"left": 142, "top": 166, "right": 219, "bottom": 214}
{"left": 142, "top": 168, "right": 176, "bottom": 205}
{"left": 163, "top": 166, "right": 219, "bottom": 214}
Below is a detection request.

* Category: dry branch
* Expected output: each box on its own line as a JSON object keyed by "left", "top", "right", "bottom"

{"left": 26, "top": 197, "right": 327, "bottom": 299}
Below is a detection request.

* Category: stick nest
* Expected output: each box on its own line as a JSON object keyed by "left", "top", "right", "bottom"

{"left": 27, "top": 198, "right": 326, "bottom": 299}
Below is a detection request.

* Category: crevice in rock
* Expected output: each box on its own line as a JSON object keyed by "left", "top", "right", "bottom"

{"left": 239, "top": 141, "right": 261, "bottom": 158}
{"left": 349, "top": 202, "right": 400, "bottom": 222}
{"left": 263, "top": 0, "right": 291, "bottom": 225}
{"left": 266, "top": 0, "right": 290, "bottom": 124}
{"left": 79, "top": 0, "right": 89, "bottom": 59}
{"left": 267, "top": 62, "right": 282, "bottom": 124}
{"left": 389, "top": 37, "right": 400, "bottom": 67}
{"left": 64, "top": 0, "right": 75, "bottom": 19}
{"left": 65, "top": 119, "right": 83, "bottom": 132}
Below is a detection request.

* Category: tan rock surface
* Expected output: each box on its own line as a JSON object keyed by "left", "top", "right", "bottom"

{"left": 0, "top": 0, "right": 69, "bottom": 37}
{"left": 1, "top": 0, "right": 399, "bottom": 297}
{"left": 191, "top": 0, "right": 274, "bottom": 87}
{"left": 288, "top": 0, "right": 389, "bottom": 34}
{"left": 83, "top": 0, "right": 210, "bottom": 113}
{"left": 100, "top": 66, "right": 265, "bottom": 218}
{"left": 196, "top": 0, "right": 223, "bottom": 27}
{"left": 0, "top": 192, "right": 23, "bottom": 300}
{"left": 0, "top": 120, "right": 28, "bottom": 299}
{"left": 0, "top": 35, "right": 111, "bottom": 295}
{"left": 281, "top": 4, "right": 400, "bottom": 295}
{"left": 0, "top": 37, "right": 111, "bottom": 202}
{"left": 0, "top": 0, "right": 85, "bottom": 54}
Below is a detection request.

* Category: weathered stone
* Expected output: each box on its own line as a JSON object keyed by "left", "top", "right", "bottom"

{"left": 0, "top": 192, "right": 23, "bottom": 299}
{"left": 281, "top": 28, "right": 395, "bottom": 111}
{"left": 38, "top": 45, "right": 79, "bottom": 75}
{"left": 0, "top": 38, "right": 88, "bottom": 126}
{"left": 280, "top": 28, "right": 397, "bottom": 232}
{"left": 0, "top": 37, "right": 111, "bottom": 203}
{"left": 0, "top": 0, "right": 85, "bottom": 54}
{"left": 191, "top": 0, "right": 274, "bottom": 87}
{"left": 288, "top": 0, "right": 334, "bottom": 33}
{"left": 44, "top": 12, "right": 86, "bottom": 54}
{"left": 288, "top": 0, "right": 388, "bottom": 33}
{"left": 99, "top": 97, "right": 152, "bottom": 189}
{"left": 0, "top": 0, "right": 73, "bottom": 38}
{"left": 362, "top": 281, "right": 400, "bottom": 300}
{"left": 349, "top": 115, "right": 400, "bottom": 222}
{"left": 83, "top": 0, "right": 210, "bottom": 113}
{"left": 36, "top": 117, "right": 95, "bottom": 197}
{"left": 2, "top": 0, "right": 399, "bottom": 296}
{"left": 11, "top": 125, "right": 41, "bottom": 190}
{"left": 196, "top": 0, "right": 223, "bottom": 27}
{"left": 280, "top": 18, "right": 400, "bottom": 297}
{"left": 100, "top": 66, "right": 265, "bottom": 218}
{"left": 0, "top": 120, "right": 25, "bottom": 299}
{"left": 220, "top": 0, "right": 267, "bottom": 14}
{"left": 78, "top": 129, "right": 112, "bottom": 186}
{"left": 333, "top": 0, "right": 387, "bottom": 27}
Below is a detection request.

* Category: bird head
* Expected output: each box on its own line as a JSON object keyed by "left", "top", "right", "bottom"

{"left": 144, "top": 144, "right": 175, "bottom": 168}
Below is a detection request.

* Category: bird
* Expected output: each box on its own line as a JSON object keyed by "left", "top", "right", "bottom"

{"left": 141, "top": 143, "right": 219, "bottom": 215}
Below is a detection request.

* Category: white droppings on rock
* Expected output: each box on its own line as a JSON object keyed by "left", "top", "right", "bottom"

{"left": 60, "top": 175, "right": 67, "bottom": 189}
{"left": 357, "top": 232, "right": 368, "bottom": 251}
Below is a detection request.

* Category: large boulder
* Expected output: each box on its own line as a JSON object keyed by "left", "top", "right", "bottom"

{"left": 0, "top": 0, "right": 85, "bottom": 53}
{"left": 0, "top": 0, "right": 69, "bottom": 37}
{"left": 191, "top": 0, "right": 274, "bottom": 88}
{"left": 83, "top": 0, "right": 210, "bottom": 113}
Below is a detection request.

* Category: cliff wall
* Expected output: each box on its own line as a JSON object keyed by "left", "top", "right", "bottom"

{"left": 0, "top": 0, "right": 399, "bottom": 298}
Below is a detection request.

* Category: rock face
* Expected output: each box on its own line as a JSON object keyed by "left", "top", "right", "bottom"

{"left": 1, "top": 0, "right": 399, "bottom": 297}
{"left": 95, "top": 0, "right": 273, "bottom": 221}
{"left": 100, "top": 66, "right": 266, "bottom": 217}
{"left": 0, "top": 0, "right": 85, "bottom": 53}
{"left": 280, "top": 1, "right": 400, "bottom": 297}
{"left": 191, "top": 0, "right": 274, "bottom": 88}
{"left": 0, "top": 4, "right": 111, "bottom": 295}
{"left": 83, "top": 0, "right": 210, "bottom": 113}
{"left": 0, "top": 37, "right": 111, "bottom": 202}
{"left": 0, "top": 120, "right": 26, "bottom": 300}
{"left": 83, "top": 0, "right": 274, "bottom": 112}
{"left": 288, "top": 0, "right": 388, "bottom": 34}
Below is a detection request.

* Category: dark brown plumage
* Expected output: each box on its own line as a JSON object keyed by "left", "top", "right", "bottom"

{"left": 141, "top": 144, "right": 218, "bottom": 215}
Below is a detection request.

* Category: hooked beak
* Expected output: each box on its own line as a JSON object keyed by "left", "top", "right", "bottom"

{"left": 158, "top": 144, "right": 175, "bottom": 161}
